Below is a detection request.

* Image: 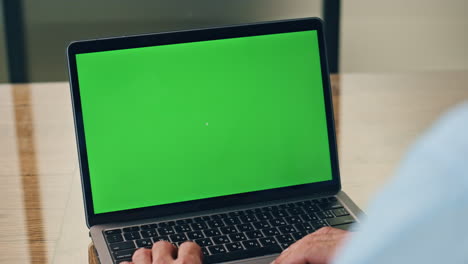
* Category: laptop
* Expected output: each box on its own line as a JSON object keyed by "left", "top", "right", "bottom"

{"left": 67, "top": 17, "right": 363, "bottom": 264}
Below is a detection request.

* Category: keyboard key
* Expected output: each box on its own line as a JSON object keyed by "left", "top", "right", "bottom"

{"left": 113, "top": 248, "right": 136, "bottom": 261}
{"left": 218, "top": 213, "right": 228, "bottom": 219}
{"left": 253, "top": 208, "right": 263, "bottom": 213}
{"left": 225, "top": 242, "right": 243, "bottom": 252}
{"left": 228, "top": 211, "right": 243, "bottom": 217}
{"left": 186, "top": 231, "right": 204, "bottom": 240}
{"left": 255, "top": 212, "right": 272, "bottom": 221}
{"left": 276, "top": 234, "right": 295, "bottom": 249}
{"left": 316, "top": 198, "right": 328, "bottom": 204}
{"left": 303, "top": 204, "right": 320, "bottom": 213}
{"left": 114, "top": 249, "right": 136, "bottom": 262}
{"left": 245, "top": 230, "right": 264, "bottom": 239}
{"left": 287, "top": 208, "right": 304, "bottom": 215}
{"left": 175, "top": 219, "right": 187, "bottom": 225}
{"left": 158, "top": 222, "right": 169, "bottom": 227}
{"left": 123, "top": 232, "right": 141, "bottom": 240}
{"left": 252, "top": 221, "right": 271, "bottom": 229}
{"left": 270, "top": 218, "right": 287, "bottom": 227}
{"left": 259, "top": 237, "right": 277, "bottom": 246}
{"left": 310, "top": 220, "right": 328, "bottom": 229}
{"left": 318, "top": 201, "right": 343, "bottom": 211}
{"left": 104, "top": 229, "right": 122, "bottom": 235}
{"left": 262, "top": 228, "right": 280, "bottom": 237}
{"left": 215, "top": 213, "right": 228, "bottom": 219}
{"left": 140, "top": 229, "right": 157, "bottom": 238}
{"left": 332, "top": 208, "right": 350, "bottom": 217}
{"left": 141, "top": 224, "right": 158, "bottom": 230}
{"left": 174, "top": 224, "right": 192, "bottom": 233}
{"left": 123, "top": 226, "right": 140, "bottom": 232}
{"left": 284, "top": 216, "right": 303, "bottom": 224}
{"left": 276, "top": 234, "right": 294, "bottom": 244}
{"left": 191, "top": 222, "right": 208, "bottom": 231}
{"left": 278, "top": 225, "right": 296, "bottom": 234}
{"left": 207, "top": 219, "right": 225, "bottom": 228}
{"left": 210, "top": 214, "right": 222, "bottom": 219}
{"left": 204, "top": 228, "right": 221, "bottom": 237}
{"left": 106, "top": 234, "right": 124, "bottom": 243}
{"left": 279, "top": 241, "right": 294, "bottom": 249}
{"left": 299, "top": 214, "right": 319, "bottom": 222}
{"left": 242, "top": 239, "right": 261, "bottom": 249}
{"left": 195, "top": 238, "right": 214, "bottom": 247}
{"left": 220, "top": 226, "right": 238, "bottom": 234}
{"left": 245, "top": 209, "right": 256, "bottom": 215}
{"left": 152, "top": 236, "right": 170, "bottom": 242}
{"left": 237, "top": 223, "right": 254, "bottom": 232}
{"left": 208, "top": 245, "right": 227, "bottom": 255}
{"left": 316, "top": 210, "right": 334, "bottom": 219}
{"left": 169, "top": 233, "right": 187, "bottom": 242}
{"left": 292, "top": 231, "right": 307, "bottom": 240}
{"left": 294, "top": 223, "right": 315, "bottom": 233}
{"left": 157, "top": 227, "right": 175, "bottom": 235}
{"left": 135, "top": 239, "right": 153, "bottom": 248}
{"left": 327, "top": 215, "right": 355, "bottom": 226}
{"left": 228, "top": 233, "right": 247, "bottom": 242}
{"left": 109, "top": 241, "right": 135, "bottom": 251}
{"left": 114, "top": 257, "right": 132, "bottom": 262}
{"left": 239, "top": 215, "right": 257, "bottom": 223}
{"left": 192, "top": 216, "right": 210, "bottom": 223}
{"left": 271, "top": 210, "right": 289, "bottom": 218}
{"left": 212, "top": 235, "right": 230, "bottom": 244}
{"left": 224, "top": 217, "right": 241, "bottom": 226}
{"left": 167, "top": 221, "right": 176, "bottom": 226}
{"left": 193, "top": 217, "right": 204, "bottom": 223}
{"left": 204, "top": 244, "right": 282, "bottom": 264}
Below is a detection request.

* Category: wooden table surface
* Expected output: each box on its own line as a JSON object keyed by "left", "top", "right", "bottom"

{"left": 2, "top": 72, "right": 468, "bottom": 264}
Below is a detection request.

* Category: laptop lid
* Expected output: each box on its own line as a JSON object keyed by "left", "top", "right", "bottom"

{"left": 67, "top": 17, "right": 341, "bottom": 227}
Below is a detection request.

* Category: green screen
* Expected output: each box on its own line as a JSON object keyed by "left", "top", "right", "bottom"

{"left": 76, "top": 30, "right": 333, "bottom": 214}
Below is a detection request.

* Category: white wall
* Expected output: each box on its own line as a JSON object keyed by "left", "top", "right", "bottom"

{"left": 6, "top": 0, "right": 466, "bottom": 82}
{"left": 341, "top": 0, "right": 468, "bottom": 72}
{"left": 22, "top": 0, "right": 321, "bottom": 82}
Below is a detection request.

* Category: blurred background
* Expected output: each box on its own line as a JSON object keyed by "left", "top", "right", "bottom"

{"left": 1, "top": 0, "right": 467, "bottom": 83}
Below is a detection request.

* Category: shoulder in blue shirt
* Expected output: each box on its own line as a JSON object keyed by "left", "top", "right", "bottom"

{"left": 333, "top": 102, "right": 468, "bottom": 264}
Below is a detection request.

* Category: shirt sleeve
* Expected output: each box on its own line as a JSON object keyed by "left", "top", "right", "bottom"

{"left": 332, "top": 102, "right": 468, "bottom": 264}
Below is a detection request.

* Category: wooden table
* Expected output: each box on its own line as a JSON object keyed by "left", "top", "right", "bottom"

{"left": 2, "top": 72, "right": 468, "bottom": 264}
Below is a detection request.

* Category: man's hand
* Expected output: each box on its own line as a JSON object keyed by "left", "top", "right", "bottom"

{"left": 120, "top": 241, "right": 203, "bottom": 264}
{"left": 272, "top": 227, "right": 350, "bottom": 264}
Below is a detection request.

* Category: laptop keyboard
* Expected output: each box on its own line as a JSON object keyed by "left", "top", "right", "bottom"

{"left": 104, "top": 197, "right": 355, "bottom": 263}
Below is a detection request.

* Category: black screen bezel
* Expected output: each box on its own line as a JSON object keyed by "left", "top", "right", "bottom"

{"left": 67, "top": 17, "right": 341, "bottom": 228}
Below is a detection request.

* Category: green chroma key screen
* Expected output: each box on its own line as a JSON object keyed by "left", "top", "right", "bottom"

{"left": 76, "top": 30, "right": 333, "bottom": 214}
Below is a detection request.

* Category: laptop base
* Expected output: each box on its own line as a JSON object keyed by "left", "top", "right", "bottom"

{"left": 91, "top": 191, "right": 362, "bottom": 264}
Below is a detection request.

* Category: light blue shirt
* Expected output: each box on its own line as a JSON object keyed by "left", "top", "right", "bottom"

{"left": 333, "top": 102, "right": 468, "bottom": 264}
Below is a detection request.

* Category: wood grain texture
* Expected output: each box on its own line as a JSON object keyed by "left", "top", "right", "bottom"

{"left": 89, "top": 244, "right": 100, "bottom": 264}
{"left": 12, "top": 85, "right": 48, "bottom": 264}
{"left": 1, "top": 72, "right": 468, "bottom": 264}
